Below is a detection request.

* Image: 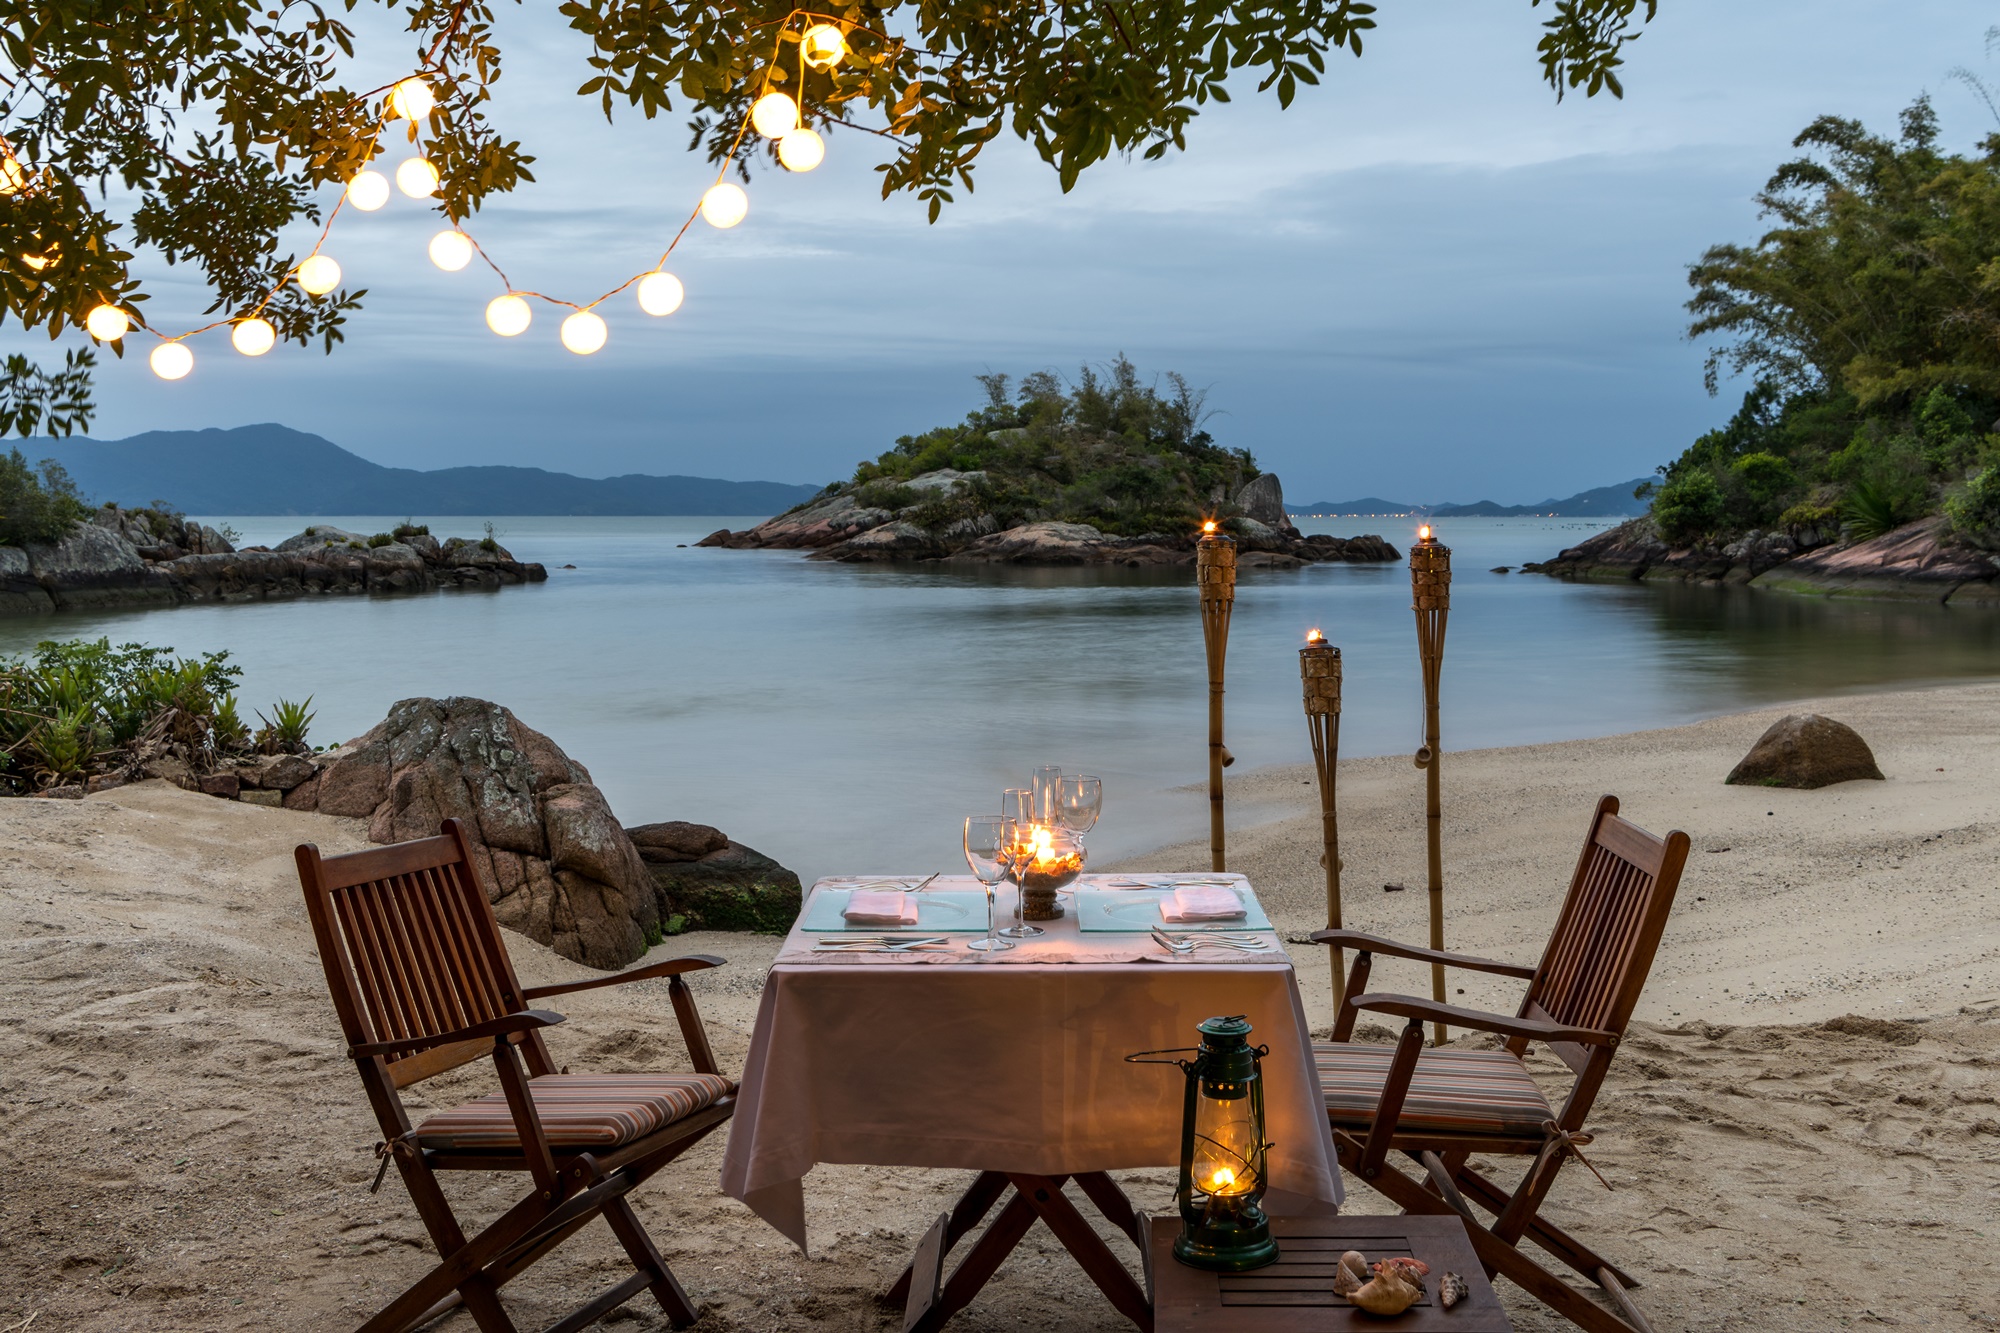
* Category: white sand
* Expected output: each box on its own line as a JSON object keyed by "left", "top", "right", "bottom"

{"left": 2, "top": 683, "right": 1996, "bottom": 1331}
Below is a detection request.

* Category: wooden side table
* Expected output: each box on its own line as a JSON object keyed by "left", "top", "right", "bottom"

{"left": 1148, "top": 1214, "right": 1514, "bottom": 1332}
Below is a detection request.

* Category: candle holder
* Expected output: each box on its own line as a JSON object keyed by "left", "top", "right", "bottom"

{"left": 1009, "top": 824, "right": 1086, "bottom": 920}
{"left": 1299, "top": 629, "right": 1345, "bottom": 1010}
{"left": 1196, "top": 521, "right": 1237, "bottom": 873}
{"left": 1410, "top": 525, "right": 1452, "bottom": 1045}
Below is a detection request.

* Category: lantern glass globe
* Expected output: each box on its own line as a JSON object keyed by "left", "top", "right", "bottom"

{"left": 429, "top": 230, "right": 475, "bottom": 271}
{"left": 390, "top": 77, "right": 436, "bottom": 121}
{"left": 396, "top": 157, "right": 440, "bottom": 198}
{"left": 560, "top": 310, "right": 608, "bottom": 355}
{"left": 85, "top": 304, "right": 130, "bottom": 341}
{"left": 296, "top": 254, "right": 342, "bottom": 295}
{"left": 699, "top": 183, "right": 748, "bottom": 228}
{"left": 751, "top": 92, "right": 799, "bottom": 139}
{"left": 778, "top": 128, "right": 825, "bottom": 172}
{"left": 346, "top": 169, "right": 390, "bottom": 211}
{"left": 150, "top": 342, "right": 194, "bottom": 380}
{"left": 485, "top": 294, "right": 532, "bottom": 337}
{"left": 637, "top": 271, "right": 684, "bottom": 316}
{"left": 801, "top": 23, "right": 846, "bottom": 69}
{"left": 231, "top": 317, "right": 276, "bottom": 357}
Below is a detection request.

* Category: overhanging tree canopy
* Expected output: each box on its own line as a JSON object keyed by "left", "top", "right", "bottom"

{"left": 0, "top": 0, "right": 1660, "bottom": 434}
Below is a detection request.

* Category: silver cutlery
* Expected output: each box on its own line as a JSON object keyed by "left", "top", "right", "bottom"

{"left": 1150, "top": 928, "right": 1273, "bottom": 954}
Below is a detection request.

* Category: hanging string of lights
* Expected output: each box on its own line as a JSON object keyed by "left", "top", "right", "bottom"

{"left": 45, "top": 10, "right": 854, "bottom": 380}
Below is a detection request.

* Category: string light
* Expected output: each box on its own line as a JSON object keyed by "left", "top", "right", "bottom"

{"left": 389, "top": 78, "right": 436, "bottom": 121}
{"left": 428, "top": 229, "right": 474, "bottom": 271}
{"left": 560, "top": 310, "right": 607, "bottom": 355}
{"left": 486, "top": 293, "right": 532, "bottom": 336}
{"left": 150, "top": 343, "right": 193, "bottom": 380}
{"left": 751, "top": 92, "right": 800, "bottom": 138}
{"left": 0, "top": 157, "right": 26, "bottom": 196}
{"left": 636, "top": 271, "right": 684, "bottom": 316}
{"left": 296, "top": 254, "right": 342, "bottom": 295}
{"left": 700, "top": 183, "right": 748, "bottom": 228}
{"left": 231, "top": 318, "right": 276, "bottom": 356}
{"left": 346, "top": 169, "right": 390, "bottom": 211}
{"left": 801, "top": 23, "right": 846, "bottom": 69}
{"left": 778, "top": 128, "right": 824, "bottom": 172}
{"left": 85, "top": 304, "right": 130, "bottom": 341}
{"left": 396, "top": 156, "right": 440, "bottom": 198}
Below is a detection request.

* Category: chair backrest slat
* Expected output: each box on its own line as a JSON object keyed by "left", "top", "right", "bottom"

{"left": 297, "top": 820, "right": 531, "bottom": 1087}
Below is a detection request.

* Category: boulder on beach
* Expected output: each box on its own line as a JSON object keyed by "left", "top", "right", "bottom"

{"left": 1725, "top": 713, "right": 1886, "bottom": 789}
{"left": 628, "top": 824, "right": 803, "bottom": 934}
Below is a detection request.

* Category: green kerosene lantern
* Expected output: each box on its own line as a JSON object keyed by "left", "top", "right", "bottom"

{"left": 1142, "top": 1014, "right": 1279, "bottom": 1271}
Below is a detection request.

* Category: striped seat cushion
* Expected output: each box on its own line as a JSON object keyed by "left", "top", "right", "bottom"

{"left": 1314, "top": 1042, "right": 1552, "bottom": 1137}
{"left": 415, "top": 1072, "right": 734, "bottom": 1151}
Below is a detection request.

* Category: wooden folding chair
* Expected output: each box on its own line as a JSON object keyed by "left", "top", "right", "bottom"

{"left": 297, "top": 817, "right": 736, "bottom": 1333}
{"left": 1311, "top": 795, "right": 1689, "bottom": 1333}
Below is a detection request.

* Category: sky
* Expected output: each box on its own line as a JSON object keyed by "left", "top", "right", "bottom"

{"left": 12, "top": 1, "right": 1999, "bottom": 503}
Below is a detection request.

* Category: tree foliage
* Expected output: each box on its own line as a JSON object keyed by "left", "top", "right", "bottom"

{"left": 844, "top": 353, "right": 1256, "bottom": 535}
{"left": 1656, "top": 94, "right": 2000, "bottom": 548}
{"left": 0, "top": 445, "right": 89, "bottom": 545}
{"left": 2, "top": 0, "right": 1659, "bottom": 431}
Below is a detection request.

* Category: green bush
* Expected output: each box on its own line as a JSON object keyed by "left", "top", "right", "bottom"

{"left": 0, "top": 639, "right": 243, "bottom": 790}
{"left": 0, "top": 448, "right": 90, "bottom": 547}
{"left": 392, "top": 521, "right": 429, "bottom": 538}
{"left": 257, "top": 697, "right": 315, "bottom": 750}
{"left": 1945, "top": 466, "right": 2000, "bottom": 550}
{"left": 367, "top": 532, "right": 395, "bottom": 548}
{"left": 1651, "top": 470, "right": 1725, "bottom": 545}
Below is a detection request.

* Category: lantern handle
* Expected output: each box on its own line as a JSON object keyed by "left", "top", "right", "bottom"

{"left": 1124, "top": 1046, "right": 1200, "bottom": 1073}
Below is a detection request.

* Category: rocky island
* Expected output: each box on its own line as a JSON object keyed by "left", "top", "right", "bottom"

{"left": 700, "top": 358, "right": 1399, "bottom": 569}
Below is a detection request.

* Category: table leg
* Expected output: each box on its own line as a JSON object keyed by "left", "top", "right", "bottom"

{"left": 1073, "top": 1171, "right": 1143, "bottom": 1246}
{"left": 906, "top": 1187, "right": 1041, "bottom": 1333}
{"left": 887, "top": 1170, "right": 1009, "bottom": 1308}
{"left": 1007, "top": 1174, "right": 1153, "bottom": 1332}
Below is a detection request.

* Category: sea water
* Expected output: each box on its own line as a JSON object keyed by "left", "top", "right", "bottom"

{"left": 3, "top": 515, "right": 1995, "bottom": 883}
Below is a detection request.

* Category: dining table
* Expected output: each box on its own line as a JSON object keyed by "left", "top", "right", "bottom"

{"left": 718, "top": 872, "right": 1341, "bottom": 1332}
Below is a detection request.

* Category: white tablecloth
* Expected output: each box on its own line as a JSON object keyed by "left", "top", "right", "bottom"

{"left": 719, "top": 875, "right": 1341, "bottom": 1250}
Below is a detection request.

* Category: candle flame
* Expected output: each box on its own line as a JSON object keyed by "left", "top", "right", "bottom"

{"left": 1418, "top": 524, "right": 1433, "bottom": 541}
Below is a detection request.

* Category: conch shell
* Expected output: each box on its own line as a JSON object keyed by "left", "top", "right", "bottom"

{"left": 1348, "top": 1257, "right": 1431, "bottom": 1317}
{"left": 1439, "top": 1271, "right": 1470, "bottom": 1309}
{"left": 1332, "top": 1250, "right": 1369, "bottom": 1296}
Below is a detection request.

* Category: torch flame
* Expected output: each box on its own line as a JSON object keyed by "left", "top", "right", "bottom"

{"left": 1202, "top": 519, "right": 1217, "bottom": 535}
{"left": 1306, "top": 628, "right": 1323, "bottom": 644}
{"left": 1418, "top": 524, "right": 1433, "bottom": 541}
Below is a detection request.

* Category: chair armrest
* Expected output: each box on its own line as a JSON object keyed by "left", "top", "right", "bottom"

{"left": 349, "top": 1009, "right": 565, "bottom": 1059}
{"left": 522, "top": 954, "right": 725, "bottom": 1001}
{"left": 1311, "top": 929, "right": 1535, "bottom": 979}
{"left": 1347, "top": 992, "right": 1617, "bottom": 1047}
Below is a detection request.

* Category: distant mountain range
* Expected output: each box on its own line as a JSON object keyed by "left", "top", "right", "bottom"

{"left": 1289, "top": 478, "right": 1651, "bottom": 519}
{"left": 22, "top": 424, "right": 826, "bottom": 516}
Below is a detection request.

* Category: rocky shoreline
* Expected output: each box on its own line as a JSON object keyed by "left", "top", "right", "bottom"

{"left": 0, "top": 506, "right": 546, "bottom": 617}
{"left": 1524, "top": 514, "right": 1999, "bottom": 606}
{"left": 699, "top": 470, "right": 1401, "bottom": 568}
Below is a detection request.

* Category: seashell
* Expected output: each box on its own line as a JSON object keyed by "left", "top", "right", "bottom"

{"left": 1377, "top": 1256, "right": 1429, "bottom": 1293}
{"left": 1439, "top": 1271, "right": 1470, "bottom": 1309}
{"left": 1333, "top": 1250, "right": 1370, "bottom": 1296}
{"left": 1349, "top": 1268, "right": 1422, "bottom": 1317}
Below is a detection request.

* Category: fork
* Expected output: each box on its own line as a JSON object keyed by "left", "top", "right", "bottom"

{"left": 1151, "top": 929, "right": 1272, "bottom": 954}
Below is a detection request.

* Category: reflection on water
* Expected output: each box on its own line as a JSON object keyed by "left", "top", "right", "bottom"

{"left": 0, "top": 515, "right": 1991, "bottom": 882}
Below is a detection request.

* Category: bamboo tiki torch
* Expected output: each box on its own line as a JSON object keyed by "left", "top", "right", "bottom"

{"left": 1196, "top": 520, "right": 1237, "bottom": 872}
{"left": 1299, "top": 628, "right": 1345, "bottom": 1008}
{"left": 1410, "top": 525, "right": 1452, "bottom": 1045}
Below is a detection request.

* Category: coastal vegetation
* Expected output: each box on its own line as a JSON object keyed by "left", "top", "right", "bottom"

{"left": 0, "top": 447, "right": 89, "bottom": 545}
{"left": 1652, "top": 95, "right": 2000, "bottom": 551}
{"left": 0, "top": 637, "right": 312, "bottom": 793}
{"left": 846, "top": 355, "right": 1258, "bottom": 538}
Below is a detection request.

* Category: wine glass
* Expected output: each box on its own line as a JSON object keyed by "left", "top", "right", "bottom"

{"left": 996, "top": 815, "right": 1046, "bottom": 940}
{"left": 963, "top": 816, "right": 1015, "bottom": 953}
{"left": 1031, "top": 766, "right": 1063, "bottom": 825}
{"left": 1056, "top": 775, "right": 1102, "bottom": 835}
{"left": 998, "top": 792, "right": 1044, "bottom": 937}
{"left": 1002, "top": 787, "right": 1033, "bottom": 828}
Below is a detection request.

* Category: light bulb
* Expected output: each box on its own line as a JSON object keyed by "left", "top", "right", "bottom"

{"left": 84, "top": 304, "right": 130, "bottom": 341}
{"left": 699, "top": 182, "right": 748, "bottom": 228}
{"left": 560, "top": 310, "right": 607, "bottom": 355}
{"left": 396, "top": 157, "right": 440, "bottom": 198}
{"left": 751, "top": 91, "right": 799, "bottom": 139}
{"left": 636, "top": 271, "right": 684, "bottom": 316}
{"left": 428, "top": 229, "right": 474, "bottom": 271}
{"left": 485, "top": 293, "right": 532, "bottom": 336}
{"left": 296, "top": 254, "right": 342, "bottom": 295}
{"left": 389, "top": 77, "right": 436, "bottom": 121}
{"left": 150, "top": 342, "right": 193, "bottom": 380}
{"left": 231, "top": 317, "right": 276, "bottom": 357}
{"left": 801, "top": 23, "right": 846, "bottom": 69}
{"left": 346, "top": 169, "right": 390, "bottom": 211}
{"left": 778, "top": 127, "right": 824, "bottom": 172}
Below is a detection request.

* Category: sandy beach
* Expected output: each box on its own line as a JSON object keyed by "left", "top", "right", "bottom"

{"left": 2, "top": 682, "right": 1996, "bottom": 1331}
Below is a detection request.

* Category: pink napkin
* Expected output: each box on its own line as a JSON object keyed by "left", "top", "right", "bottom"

{"left": 1161, "top": 886, "right": 1246, "bottom": 922}
{"left": 843, "top": 890, "right": 919, "bottom": 927}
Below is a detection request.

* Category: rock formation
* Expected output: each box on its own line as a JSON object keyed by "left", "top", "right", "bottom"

{"left": 1524, "top": 515, "right": 1999, "bottom": 605}
{"left": 628, "top": 821, "right": 803, "bottom": 933}
{"left": 1725, "top": 714, "right": 1886, "bottom": 789}
{"left": 0, "top": 508, "right": 548, "bottom": 617}
{"left": 697, "top": 469, "right": 1399, "bottom": 568}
